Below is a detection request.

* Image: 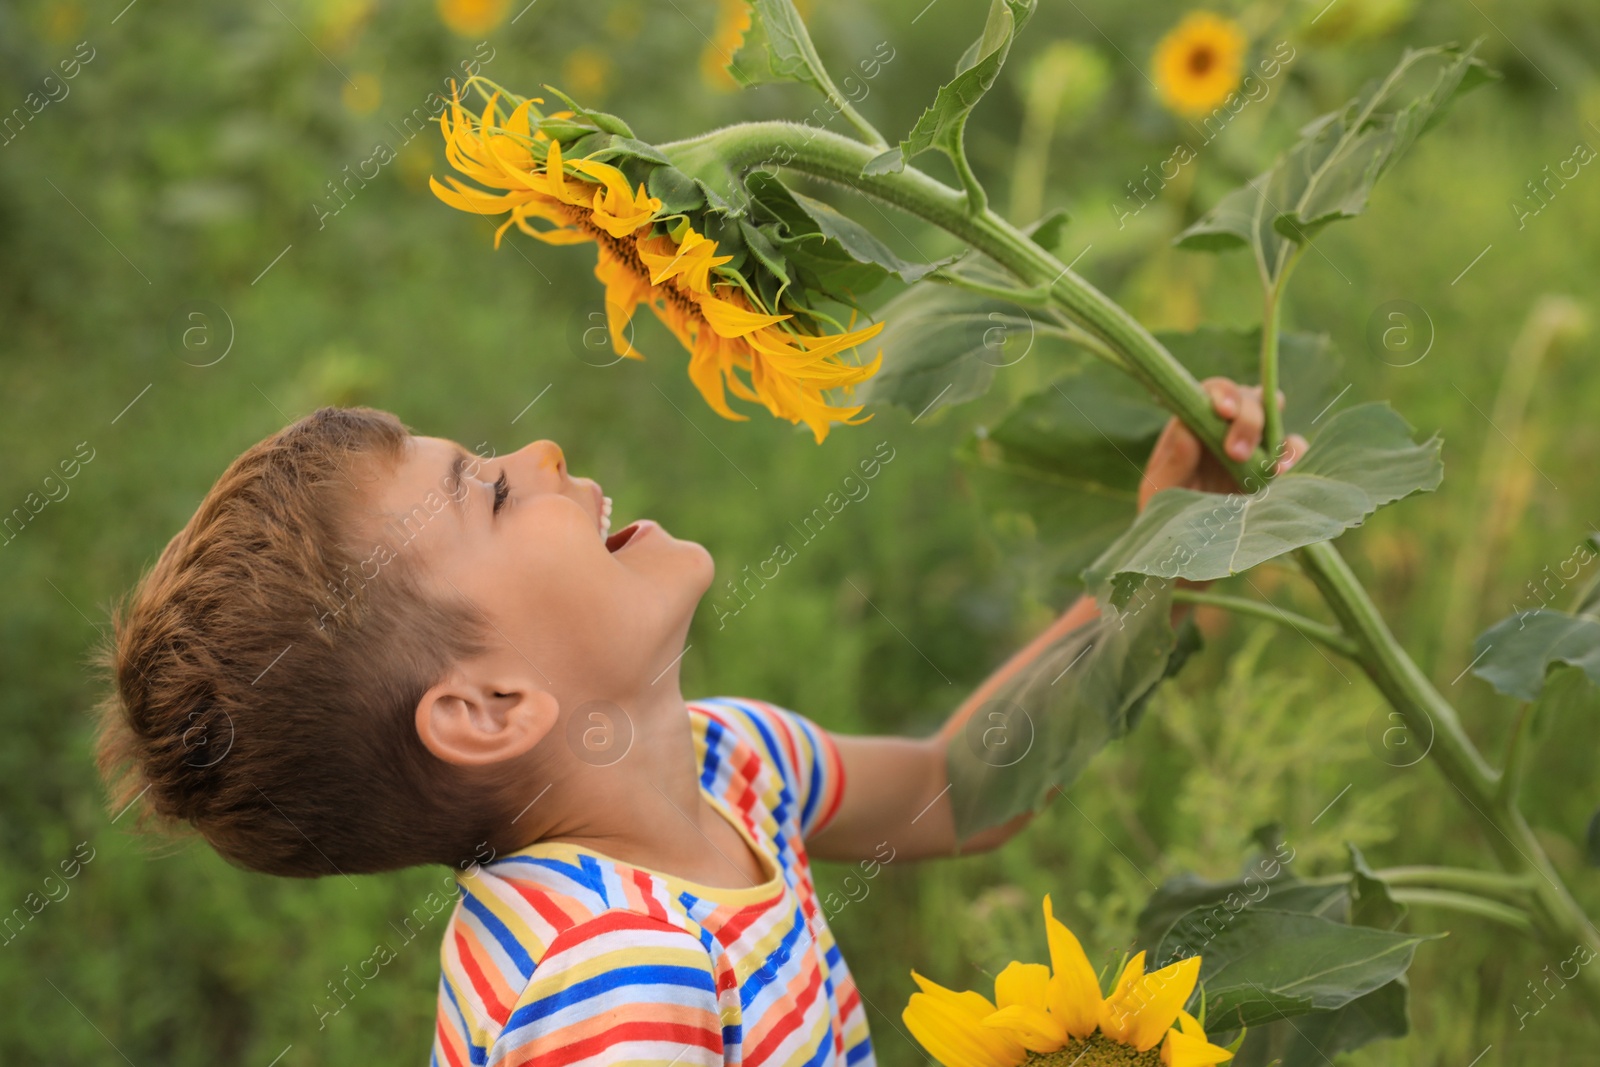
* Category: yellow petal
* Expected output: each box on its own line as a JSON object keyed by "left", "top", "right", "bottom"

{"left": 1161, "top": 1026, "right": 1235, "bottom": 1067}
{"left": 983, "top": 1003, "right": 1067, "bottom": 1053}
{"left": 697, "top": 295, "right": 790, "bottom": 338}
{"left": 1042, "top": 895, "right": 1104, "bottom": 1039}
{"left": 903, "top": 972, "right": 1025, "bottom": 1067}
{"left": 904, "top": 994, "right": 1021, "bottom": 1067}
{"left": 994, "top": 962, "right": 1052, "bottom": 1013}
{"left": 1103, "top": 955, "right": 1200, "bottom": 1052}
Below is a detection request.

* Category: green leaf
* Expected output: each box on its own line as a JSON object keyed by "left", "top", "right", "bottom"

{"left": 1586, "top": 806, "right": 1600, "bottom": 867}
{"left": 1135, "top": 874, "right": 1333, "bottom": 952}
{"left": 1084, "top": 403, "right": 1442, "bottom": 607}
{"left": 1156, "top": 908, "right": 1437, "bottom": 1029}
{"left": 945, "top": 581, "right": 1187, "bottom": 839}
{"left": 1176, "top": 42, "right": 1496, "bottom": 285}
{"left": 1471, "top": 607, "right": 1600, "bottom": 701}
{"left": 1348, "top": 844, "right": 1407, "bottom": 931}
{"left": 1231, "top": 980, "right": 1410, "bottom": 1067}
{"left": 728, "top": 0, "right": 847, "bottom": 107}
{"left": 865, "top": 0, "right": 1036, "bottom": 177}
{"left": 1022, "top": 207, "right": 1071, "bottom": 253}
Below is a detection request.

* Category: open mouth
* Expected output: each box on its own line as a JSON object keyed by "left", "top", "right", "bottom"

{"left": 606, "top": 522, "right": 641, "bottom": 553}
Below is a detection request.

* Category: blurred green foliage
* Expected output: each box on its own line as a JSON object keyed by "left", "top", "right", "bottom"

{"left": 2, "top": 0, "right": 1598, "bottom": 1062}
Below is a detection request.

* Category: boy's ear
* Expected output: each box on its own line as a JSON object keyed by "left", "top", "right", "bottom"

{"left": 414, "top": 670, "right": 560, "bottom": 767}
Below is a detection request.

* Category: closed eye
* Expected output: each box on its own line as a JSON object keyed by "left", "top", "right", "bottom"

{"left": 492, "top": 471, "right": 510, "bottom": 514}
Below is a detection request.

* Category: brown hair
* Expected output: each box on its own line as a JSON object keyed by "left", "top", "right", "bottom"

{"left": 95, "top": 407, "right": 502, "bottom": 877}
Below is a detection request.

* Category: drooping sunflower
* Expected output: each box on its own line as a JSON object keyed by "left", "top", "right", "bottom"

{"left": 1152, "top": 12, "right": 1247, "bottom": 117}
{"left": 904, "top": 896, "right": 1236, "bottom": 1067}
{"left": 430, "top": 81, "right": 883, "bottom": 443}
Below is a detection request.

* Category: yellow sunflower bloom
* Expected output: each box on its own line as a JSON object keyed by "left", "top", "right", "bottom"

{"left": 436, "top": 0, "right": 510, "bottom": 36}
{"left": 1153, "top": 12, "right": 1247, "bottom": 117}
{"left": 430, "top": 80, "right": 883, "bottom": 442}
{"left": 699, "top": 0, "right": 752, "bottom": 91}
{"left": 903, "top": 895, "right": 1236, "bottom": 1067}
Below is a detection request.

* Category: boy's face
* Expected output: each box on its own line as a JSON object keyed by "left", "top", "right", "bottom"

{"left": 369, "top": 434, "right": 714, "bottom": 700}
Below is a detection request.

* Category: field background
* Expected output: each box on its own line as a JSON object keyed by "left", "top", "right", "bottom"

{"left": 2, "top": 0, "right": 1598, "bottom": 1062}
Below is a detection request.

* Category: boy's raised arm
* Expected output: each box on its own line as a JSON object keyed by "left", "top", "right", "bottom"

{"left": 806, "top": 380, "right": 1304, "bottom": 864}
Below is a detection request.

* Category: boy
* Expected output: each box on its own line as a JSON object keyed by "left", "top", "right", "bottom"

{"left": 96, "top": 379, "right": 1297, "bottom": 1066}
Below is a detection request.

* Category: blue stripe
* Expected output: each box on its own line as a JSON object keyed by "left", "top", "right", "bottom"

{"left": 793, "top": 714, "right": 826, "bottom": 833}
{"left": 740, "top": 906, "right": 806, "bottom": 1009}
{"left": 735, "top": 702, "right": 797, "bottom": 828}
{"left": 797, "top": 1019, "right": 836, "bottom": 1067}
{"left": 439, "top": 976, "right": 488, "bottom": 1066}
{"left": 460, "top": 892, "right": 536, "bottom": 979}
{"left": 700, "top": 717, "right": 726, "bottom": 790}
{"left": 846, "top": 1036, "right": 875, "bottom": 1065}
{"left": 502, "top": 963, "right": 718, "bottom": 1031}
{"left": 493, "top": 854, "right": 609, "bottom": 903}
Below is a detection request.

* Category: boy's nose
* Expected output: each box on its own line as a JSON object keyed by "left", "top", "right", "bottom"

{"left": 524, "top": 440, "right": 566, "bottom": 479}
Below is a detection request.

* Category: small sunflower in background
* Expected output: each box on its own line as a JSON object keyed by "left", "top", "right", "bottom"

{"left": 436, "top": 0, "right": 511, "bottom": 37}
{"left": 1152, "top": 12, "right": 1247, "bottom": 117}
{"left": 700, "top": 0, "right": 753, "bottom": 92}
{"left": 562, "top": 46, "right": 613, "bottom": 101}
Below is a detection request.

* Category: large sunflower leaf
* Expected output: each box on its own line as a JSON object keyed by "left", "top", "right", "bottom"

{"left": 1177, "top": 42, "right": 1496, "bottom": 285}
{"left": 1084, "top": 403, "right": 1442, "bottom": 608}
{"left": 1139, "top": 847, "right": 1415, "bottom": 1064}
{"left": 945, "top": 583, "right": 1196, "bottom": 839}
{"left": 1231, "top": 980, "right": 1410, "bottom": 1067}
{"left": 1470, "top": 604, "right": 1600, "bottom": 701}
{"left": 930, "top": 325, "right": 1342, "bottom": 601}
{"left": 861, "top": 0, "right": 1036, "bottom": 177}
{"left": 1156, "top": 908, "right": 1437, "bottom": 1029}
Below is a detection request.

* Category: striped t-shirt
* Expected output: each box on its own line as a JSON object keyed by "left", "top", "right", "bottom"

{"left": 430, "top": 697, "right": 874, "bottom": 1067}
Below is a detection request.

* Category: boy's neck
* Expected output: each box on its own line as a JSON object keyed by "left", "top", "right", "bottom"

{"left": 500, "top": 681, "right": 771, "bottom": 890}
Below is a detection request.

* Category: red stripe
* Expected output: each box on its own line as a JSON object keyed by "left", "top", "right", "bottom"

{"left": 453, "top": 928, "right": 512, "bottom": 1026}
{"left": 813, "top": 731, "right": 846, "bottom": 834}
{"left": 435, "top": 1014, "right": 468, "bottom": 1067}
{"left": 717, "top": 896, "right": 784, "bottom": 944}
{"left": 633, "top": 868, "right": 669, "bottom": 922}
{"left": 838, "top": 982, "right": 862, "bottom": 1021}
{"left": 746, "top": 957, "right": 825, "bottom": 1066}
{"left": 758, "top": 701, "right": 803, "bottom": 784}
{"left": 508, "top": 1020, "right": 723, "bottom": 1067}
{"left": 505, "top": 880, "right": 578, "bottom": 937}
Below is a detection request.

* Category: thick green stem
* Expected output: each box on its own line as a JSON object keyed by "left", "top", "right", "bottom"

{"left": 1497, "top": 698, "right": 1537, "bottom": 811}
{"left": 660, "top": 122, "right": 1600, "bottom": 998}
{"left": 1171, "top": 588, "right": 1358, "bottom": 658}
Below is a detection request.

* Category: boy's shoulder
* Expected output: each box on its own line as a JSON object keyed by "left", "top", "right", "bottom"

{"left": 688, "top": 695, "right": 846, "bottom": 838}
{"left": 434, "top": 697, "right": 844, "bottom": 1050}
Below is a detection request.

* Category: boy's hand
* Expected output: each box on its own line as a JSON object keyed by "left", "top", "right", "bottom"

{"left": 1139, "top": 378, "right": 1308, "bottom": 510}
